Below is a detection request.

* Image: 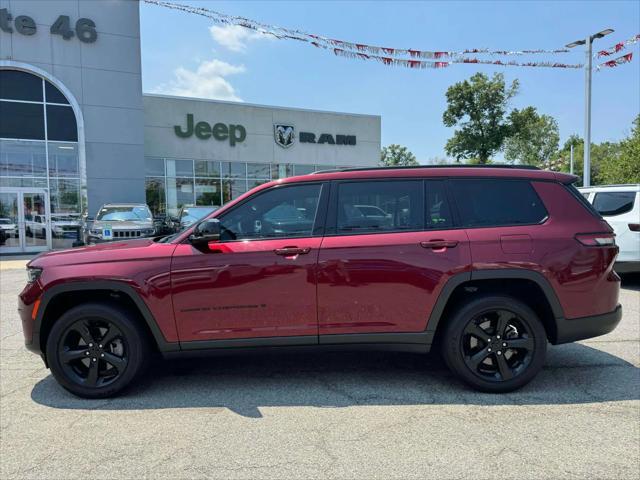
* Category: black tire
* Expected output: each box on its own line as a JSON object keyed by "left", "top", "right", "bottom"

{"left": 441, "top": 295, "right": 547, "bottom": 393}
{"left": 46, "top": 303, "right": 150, "bottom": 398}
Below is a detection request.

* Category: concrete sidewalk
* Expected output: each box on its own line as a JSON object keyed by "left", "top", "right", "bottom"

{"left": 0, "top": 255, "right": 35, "bottom": 271}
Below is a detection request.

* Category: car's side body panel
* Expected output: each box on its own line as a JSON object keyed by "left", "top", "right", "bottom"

{"left": 170, "top": 238, "right": 322, "bottom": 342}
{"left": 317, "top": 229, "right": 472, "bottom": 335}
{"left": 22, "top": 240, "right": 180, "bottom": 347}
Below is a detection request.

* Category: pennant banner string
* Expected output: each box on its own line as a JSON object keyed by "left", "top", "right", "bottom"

{"left": 596, "top": 34, "right": 640, "bottom": 58}
{"left": 332, "top": 48, "right": 582, "bottom": 69}
{"left": 596, "top": 52, "right": 634, "bottom": 71}
{"left": 144, "top": 0, "right": 572, "bottom": 60}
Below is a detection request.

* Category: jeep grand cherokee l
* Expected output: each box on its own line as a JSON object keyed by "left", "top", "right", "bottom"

{"left": 19, "top": 166, "right": 622, "bottom": 398}
{"left": 86, "top": 203, "right": 155, "bottom": 243}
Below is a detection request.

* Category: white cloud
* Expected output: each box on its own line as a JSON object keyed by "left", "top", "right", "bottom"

{"left": 209, "top": 24, "right": 271, "bottom": 52}
{"left": 152, "top": 59, "right": 246, "bottom": 101}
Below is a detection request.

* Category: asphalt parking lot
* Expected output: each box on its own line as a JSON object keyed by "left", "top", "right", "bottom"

{"left": 0, "top": 263, "right": 638, "bottom": 479}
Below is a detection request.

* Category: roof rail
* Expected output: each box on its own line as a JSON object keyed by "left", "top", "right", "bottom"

{"left": 311, "top": 164, "right": 541, "bottom": 174}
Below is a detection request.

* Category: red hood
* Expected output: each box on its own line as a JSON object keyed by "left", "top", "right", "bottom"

{"left": 28, "top": 238, "right": 157, "bottom": 268}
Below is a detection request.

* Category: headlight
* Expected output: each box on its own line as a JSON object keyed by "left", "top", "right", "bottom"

{"left": 27, "top": 267, "right": 42, "bottom": 283}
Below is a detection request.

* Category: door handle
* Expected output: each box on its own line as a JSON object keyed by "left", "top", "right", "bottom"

{"left": 420, "top": 240, "right": 459, "bottom": 249}
{"left": 274, "top": 247, "right": 311, "bottom": 256}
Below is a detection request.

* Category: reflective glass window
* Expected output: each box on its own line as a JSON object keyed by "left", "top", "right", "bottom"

{"left": 195, "top": 178, "right": 222, "bottom": 207}
{"left": 166, "top": 159, "right": 193, "bottom": 177}
{"left": 0, "top": 70, "right": 43, "bottom": 101}
{"left": 145, "top": 177, "right": 166, "bottom": 216}
{"left": 46, "top": 105, "right": 77, "bottom": 141}
{"left": 145, "top": 157, "right": 165, "bottom": 176}
{"left": 247, "top": 162, "right": 270, "bottom": 179}
{"left": 48, "top": 142, "right": 79, "bottom": 177}
{"left": 45, "top": 81, "right": 69, "bottom": 104}
{"left": 195, "top": 160, "right": 220, "bottom": 178}
{"left": 0, "top": 101, "right": 45, "bottom": 140}
{"left": 0, "top": 139, "right": 47, "bottom": 177}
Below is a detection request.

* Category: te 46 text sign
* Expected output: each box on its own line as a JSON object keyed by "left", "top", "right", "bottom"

{"left": 0, "top": 9, "right": 97, "bottom": 43}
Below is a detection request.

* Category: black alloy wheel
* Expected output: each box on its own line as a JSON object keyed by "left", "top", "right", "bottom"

{"left": 441, "top": 295, "right": 547, "bottom": 392}
{"left": 58, "top": 318, "right": 128, "bottom": 388}
{"left": 461, "top": 309, "right": 534, "bottom": 382}
{"left": 46, "top": 303, "right": 149, "bottom": 398}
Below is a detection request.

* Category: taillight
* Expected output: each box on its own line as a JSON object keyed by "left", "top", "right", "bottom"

{"left": 629, "top": 223, "right": 640, "bottom": 232}
{"left": 575, "top": 233, "right": 616, "bottom": 246}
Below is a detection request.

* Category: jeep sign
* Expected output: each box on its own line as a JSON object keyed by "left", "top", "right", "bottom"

{"left": 174, "top": 114, "right": 247, "bottom": 146}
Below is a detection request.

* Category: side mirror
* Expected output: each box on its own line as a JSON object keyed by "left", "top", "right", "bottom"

{"left": 189, "top": 218, "right": 220, "bottom": 245}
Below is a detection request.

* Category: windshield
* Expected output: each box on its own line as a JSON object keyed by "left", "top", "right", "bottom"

{"left": 51, "top": 215, "right": 80, "bottom": 222}
{"left": 97, "top": 206, "right": 152, "bottom": 222}
{"left": 0, "top": 219, "right": 12, "bottom": 225}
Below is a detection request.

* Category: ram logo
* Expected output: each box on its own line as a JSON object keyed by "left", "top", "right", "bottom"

{"left": 274, "top": 124, "right": 295, "bottom": 148}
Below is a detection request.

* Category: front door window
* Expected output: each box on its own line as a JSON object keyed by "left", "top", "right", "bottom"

{"left": 219, "top": 184, "right": 322, "bottom": 241}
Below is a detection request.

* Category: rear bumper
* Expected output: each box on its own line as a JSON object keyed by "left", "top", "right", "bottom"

{"left": 554, "top": 305, "right": 622, "bottom": 344}
{"left": 614, "top": 261, "right": 640, "bottom": 274}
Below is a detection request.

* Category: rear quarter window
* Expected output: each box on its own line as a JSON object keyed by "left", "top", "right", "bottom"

{"left": 593, "top": 192, "right": 636, "bottom": 216}
{"left": 450, "top": 178, "right": 548, "bottom": 227}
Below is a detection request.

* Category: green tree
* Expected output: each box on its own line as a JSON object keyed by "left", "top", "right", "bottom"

{"left": 443, "top": 73, "right": 519, "bottom": 163}
{"left": 504, "top": 107, "right": 560, "bottom": 166}
{"left": 553, "top": 136, "right": 624, "bottom": 186}
{"left": 599, "top": 115, "right": 640, "bottom": 184}
{"left": 380, "top": 144, "right": 418, "bottom": 166}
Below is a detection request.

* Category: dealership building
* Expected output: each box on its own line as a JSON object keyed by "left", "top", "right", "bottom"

{"left": 0, "top": 0, "right": 380, "bottom": 253}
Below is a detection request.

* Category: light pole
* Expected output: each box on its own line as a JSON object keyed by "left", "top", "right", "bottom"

{"left": 566, "top": 28, "right": 614, "bottom": 187}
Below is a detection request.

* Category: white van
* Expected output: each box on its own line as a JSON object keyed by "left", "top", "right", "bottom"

{"left": 580, "top": 184, "right": 640, "bottom": 273}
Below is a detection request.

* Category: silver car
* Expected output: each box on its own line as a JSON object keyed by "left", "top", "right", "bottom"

{"left": 86, "top": 204, "right": 155, "bottom": 243}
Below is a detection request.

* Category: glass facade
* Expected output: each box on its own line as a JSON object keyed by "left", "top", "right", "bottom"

{"left": 0, "top": 69, "right": 85, "bottom": 250}
{"left": 145, "top": 158, "right": 354, "bottom": 216}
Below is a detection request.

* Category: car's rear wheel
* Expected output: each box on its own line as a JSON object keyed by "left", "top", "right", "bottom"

{"left": 46, "top": 303, "right": 149, "bottom": 398}
{"left": 441, "top": 295, "right": 547, "bottom": 392}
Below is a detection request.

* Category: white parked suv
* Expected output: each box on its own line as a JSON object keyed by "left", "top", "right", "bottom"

{"left": 580, "top": 184, "right": 640, "bottom": 273}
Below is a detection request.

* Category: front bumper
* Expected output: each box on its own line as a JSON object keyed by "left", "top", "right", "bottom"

{"left": 555, "top": 305, "right": 622, "bottom": 344}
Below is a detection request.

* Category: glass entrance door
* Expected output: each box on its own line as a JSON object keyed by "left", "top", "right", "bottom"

{"left": 0, "top": 192, "right": 21, "bottom": 252}
{"left": 0, "top": 189, "right": 51, "bottom": 254}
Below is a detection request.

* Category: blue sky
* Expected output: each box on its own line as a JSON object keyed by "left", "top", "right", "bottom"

{"left": 140, "top": 1, "right": 640, "bottom": 163}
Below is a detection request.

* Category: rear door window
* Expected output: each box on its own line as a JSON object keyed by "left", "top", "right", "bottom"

{"left": 592, "top": 192, "right": 636, "bottom": 216}
{"left": 335, "top": 180, "right": 423, "bottom": 234}
{"left": 425, "top": 180, "right": 453, "bottom": 229}
{"left": 450, "top": 179, "right": 548, "bottom": 227}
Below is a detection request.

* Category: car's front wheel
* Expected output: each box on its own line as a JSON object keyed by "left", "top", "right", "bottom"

{"left": 46, "top": 303, "right": 149, "bottom": 398}
{"left": 441, "top": 295, "right": 547, "bottom": 393}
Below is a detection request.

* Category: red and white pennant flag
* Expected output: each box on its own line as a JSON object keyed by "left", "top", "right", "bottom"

{"left": 596, "top": 52, "right": 634, "bottom": 71}
{"left": 596, "top": 34, "right": 640, "bottom": 58}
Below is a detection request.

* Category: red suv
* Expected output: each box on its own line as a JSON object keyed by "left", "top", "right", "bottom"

{"left": 19, "top": 166, "right": 621, "bottom": 398}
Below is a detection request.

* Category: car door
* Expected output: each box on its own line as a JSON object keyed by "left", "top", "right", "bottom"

{"left": 317, "top": 179, "right": 471, "bottom": 338}
{"left": 171, "top": 182, "right": 328, "bottom": 343}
